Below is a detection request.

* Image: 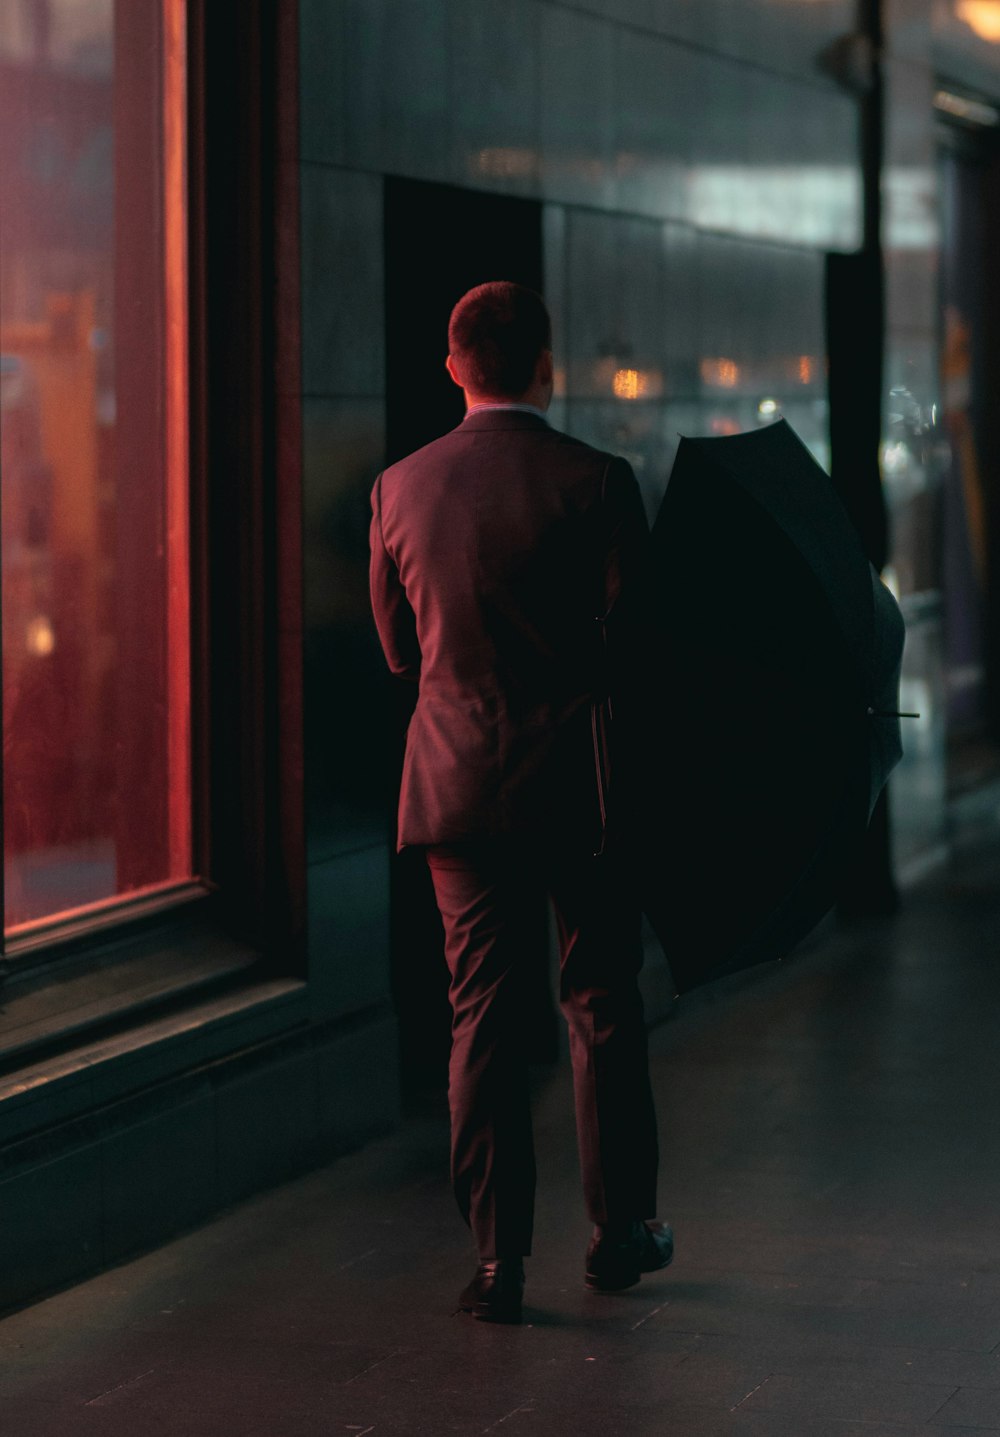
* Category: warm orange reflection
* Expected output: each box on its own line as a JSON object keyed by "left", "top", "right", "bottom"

{"left": 164, "top": 0, "right": 191, "bottom": 878}
{"left": 0, "top": 0, "right": 192, "bottom": 931}
{"left": 956, "top": 1, "right": 1000, "bottom": 42}
{"left": 25, "top": 614, "right": 55, "bottom": 658}
{"left": 700, "top": 358, "right": 741, "bottom": 389}
{"left": 798, "top": 355, "right": 815, "bottom": 384}
{"left": 612, "top": 367, "right": 661, "bottom": 400}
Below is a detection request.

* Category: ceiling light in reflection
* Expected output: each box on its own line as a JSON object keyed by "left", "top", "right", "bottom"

{"left": 956, "top": 1, "right": 1000, "bottom": 43}
{"left": 757, "top": 398, "right": 781, "bottom": 422}
{"left": 25, "top": 615, "right": 56, "bottom": 657}
{"left": 700, "top": 358, "right": 740, "bottom": 389}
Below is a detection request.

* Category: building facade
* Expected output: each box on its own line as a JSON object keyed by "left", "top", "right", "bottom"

{"left": 0, "top": 0, "right": 997, "bottom": 1309}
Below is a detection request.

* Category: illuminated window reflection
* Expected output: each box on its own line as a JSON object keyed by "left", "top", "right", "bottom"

{"left": 0, "top": 0, "right": 192, "bottom": 933}
{"left": 612, "top": 367, "right": 661, "bottom": 400}
{"left": 956, "top": 1, "right": 1000, "bottom": 44}
{"left": 700, "top": 357, "right": 741, "bottom": 389}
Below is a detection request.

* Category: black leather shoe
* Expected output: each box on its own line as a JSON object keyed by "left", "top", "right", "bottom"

{"left": 458, "top": 1259, "right": 525, "bottom": 1323}
{"left": 585, "top": 1219, "right": 674, "bottom": 1292}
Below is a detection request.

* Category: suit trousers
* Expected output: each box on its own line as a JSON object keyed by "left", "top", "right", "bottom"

{"left": 425, "top": 838, "right": 659, "bottom": 1260}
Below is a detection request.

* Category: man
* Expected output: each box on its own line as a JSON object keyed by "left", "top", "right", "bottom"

{"left": 369, "top": 281, "right": 672, "bottom": 1323}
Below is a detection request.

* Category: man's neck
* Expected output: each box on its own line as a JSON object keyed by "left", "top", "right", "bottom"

{"left": 465, "top": 399, "right": 549, "bottom": 419}
{"left": 463, "top": 388, "right": 551, "bottom": 414}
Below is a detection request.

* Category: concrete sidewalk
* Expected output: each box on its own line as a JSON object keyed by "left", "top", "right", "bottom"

{"left": 3, "top": 843, "right": 1000, "bottom": 1435}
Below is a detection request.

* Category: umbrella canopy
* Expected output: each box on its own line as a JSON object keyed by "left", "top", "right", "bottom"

{"left": 637, "top": 419, "right": 906, "bottom": 993}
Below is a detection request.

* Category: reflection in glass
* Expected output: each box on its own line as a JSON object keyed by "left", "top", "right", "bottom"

{"left": 938, "top": 136, "right": 997, "bottom": 743}
{"left": 956, "top": 1, "right": 1000, "bottom": 44}
{"left": 611, "top": 366, "right": 661, "bottom": 400}
{"left": 0, "top": 0, "right": 191, "bottom": 933}
{"left": 687, "top": 167, "right": 860, "bottom": 248}
{"left": 700, "top": 357, "right": 740, "bottom": 389}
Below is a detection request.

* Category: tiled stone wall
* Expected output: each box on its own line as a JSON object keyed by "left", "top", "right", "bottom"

{"left": 299, "top": 0, "right": 864, "bottom": 951}
{"left": 298, "top": 0, "right": 1000, "bottom": 968}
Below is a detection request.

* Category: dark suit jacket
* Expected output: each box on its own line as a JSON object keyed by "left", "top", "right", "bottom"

{"left": 369, "top": 409, "right": 649, "bottom": 850}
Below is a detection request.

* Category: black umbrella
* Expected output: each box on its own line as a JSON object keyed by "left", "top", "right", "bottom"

{"left": 636, "top": 419, "right": 908, "bottom": 993}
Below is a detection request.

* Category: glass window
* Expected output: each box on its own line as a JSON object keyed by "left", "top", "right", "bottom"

{"left": 0, "top": 0, "right": 192, "bottom": 937}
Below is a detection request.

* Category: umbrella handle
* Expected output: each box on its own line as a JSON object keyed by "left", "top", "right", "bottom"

{"left": 867, "top": 708, "right": 920, "bottom": 718}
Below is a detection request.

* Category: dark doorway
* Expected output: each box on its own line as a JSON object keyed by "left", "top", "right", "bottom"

{"left": 382, "top": 178, "right": 554, "bottom": 1093}
{"left": 384, "top": 178, "right": 545, "bottom": 461}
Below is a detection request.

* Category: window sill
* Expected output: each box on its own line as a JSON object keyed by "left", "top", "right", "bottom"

{"left": 0, "top": 972, "right": 310, "bottom": 1146}
{"left": 0, "top": 932, "right": 267, "bottom": 1075}
{"left": 0, "top": 899, "right": 311, "bottom": 1109}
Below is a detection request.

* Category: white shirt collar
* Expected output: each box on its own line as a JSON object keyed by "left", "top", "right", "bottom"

{"left": 464, "top": 402, "right": 549, "bottom": 421}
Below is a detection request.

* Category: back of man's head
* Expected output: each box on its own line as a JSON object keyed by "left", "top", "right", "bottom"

{"left": 448, "top": 282, "right": 552, "bottom": 399}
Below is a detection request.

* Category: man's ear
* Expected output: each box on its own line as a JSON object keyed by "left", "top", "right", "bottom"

{"left": 445, "top": 353, "right": 463, "bottom": 388}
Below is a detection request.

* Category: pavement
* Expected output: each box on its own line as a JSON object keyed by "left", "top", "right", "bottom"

{"left": 3, "top": 841, "right": 1000, "bottom": 1435}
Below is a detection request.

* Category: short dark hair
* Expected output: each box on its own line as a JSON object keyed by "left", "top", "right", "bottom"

{"left": 448, "top": 282, "right": 552, "bottom": 398}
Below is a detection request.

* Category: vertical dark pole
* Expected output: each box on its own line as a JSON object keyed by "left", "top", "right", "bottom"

{"left": 828, "top": 0, "right": 888, "bottom": 573}
{"left": 200, "top": 0, "right": 305, "bottom": 963}
{"left": 860, "top": 0, "right": 884, "bottom": 260}
{"left": 833, "top": 0, "right": 898, "bottom": 917}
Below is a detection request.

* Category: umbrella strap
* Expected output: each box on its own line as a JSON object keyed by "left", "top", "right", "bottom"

{"left": 592, "top": 611, "right": 613, "bottom": 857}
{"left": 591, "top": 701, "right": 609, "bottom": 857}
{"left": 596, "top": 610, "right": 612, "bottom": 719}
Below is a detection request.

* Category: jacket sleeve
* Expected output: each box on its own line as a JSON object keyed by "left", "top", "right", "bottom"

{"left": 369, "top": 472, "right": 421, "bottom": 684}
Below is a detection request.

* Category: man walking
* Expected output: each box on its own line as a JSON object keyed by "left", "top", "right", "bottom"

{"left": 369, "top": 282, "right": 672, "bottom": 1323}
